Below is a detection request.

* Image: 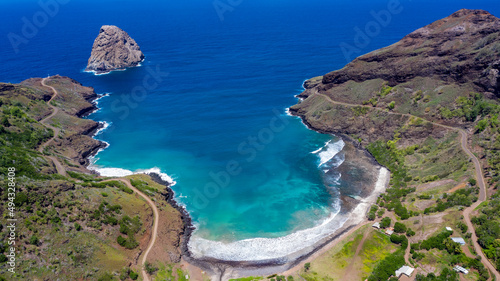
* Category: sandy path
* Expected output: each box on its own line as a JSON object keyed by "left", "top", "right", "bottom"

{"left": 39, "top": 77, "right": 67, "bottom": 176}
{"left": 102, "top": 178, "right": 160, "bottom": 281}
{"left": 314, "top": 90, "right": 499, "bottom": 280}
{"left": 342, "top": 229, "right": 371, "bottom": 280}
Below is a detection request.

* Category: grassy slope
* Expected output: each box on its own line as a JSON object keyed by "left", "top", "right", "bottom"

{"left": 290, "top": 72, "right": 500, "bottom": 280}
{"left": 0, "top": 80, "right": 184, "bottom": 281}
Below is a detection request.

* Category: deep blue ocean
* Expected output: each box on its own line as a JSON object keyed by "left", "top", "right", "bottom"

{"left": 2, "top": 0, "right": 500, "bottom": 259}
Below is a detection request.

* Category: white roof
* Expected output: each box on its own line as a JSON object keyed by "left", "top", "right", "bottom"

{"left": 395, "top": 265, "right": 415, "bottom": 277}
{"left": 453, "top": 265, "right": 469, "bottom": 274}
{"left": 372, "top": 222, "right": 380, "bottom": 228}
{"left": 451, "top": 237, "right": 466, "bottom": 245}
{"left": 446, "top": 227, "right": 453, "bottom": 231}
{"left": 385, "top": 229, "right": 394, "bottom": 235}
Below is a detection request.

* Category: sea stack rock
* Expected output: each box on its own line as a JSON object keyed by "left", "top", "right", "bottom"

{"left": 85, "top": 25, "right": 145, "bottom": 74}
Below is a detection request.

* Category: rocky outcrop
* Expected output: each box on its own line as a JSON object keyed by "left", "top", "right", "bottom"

{"left": 290, "top": 9, "right": 500, "bottom": 146}
{"left": 85, "top": 25, "right": 145, "bottom": 74}
{"left": 319, "top": 9, "right": 500, "bottom": 96}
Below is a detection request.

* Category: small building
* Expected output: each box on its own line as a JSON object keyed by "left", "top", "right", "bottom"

{"left": 372, "top": 222, "right": 381, "bottom": 229}
{"left": 451, "top": 237, "right": 466, "bottom": 245}
{"left": 395, "top": 265, "right": 415, "bottom": 277}
{"left": 385, "top": 227, "right": 394, "bottom": 236}
{"left": 453, "top": 265, "right": 469, "bottom": 274}
{"left": 446, "top": 227, "right": 453, "bottom": 232}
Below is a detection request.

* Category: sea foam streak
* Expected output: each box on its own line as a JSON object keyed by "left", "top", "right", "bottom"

{"left": 94, "top": 121, "right": 111, "bottom": 136}
{"left": 314, "top": 139, "right": 345, "bottom": 167}
{"left": 188, "top": 204, "right": 345, "bottom": 261}
{"left": 88, "top": 165, "right": 177, "bottom": 185}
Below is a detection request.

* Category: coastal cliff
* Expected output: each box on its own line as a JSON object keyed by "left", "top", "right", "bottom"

{"left": 85, "top": 25, "right": 145, "bottom": 74}
{"left": 290, "top": 9, "right": 500, "bottom": 146}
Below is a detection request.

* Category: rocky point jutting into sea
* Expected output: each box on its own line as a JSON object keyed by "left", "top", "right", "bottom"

{"left": 290, "top": 9, "right": 500, "bottom": 145}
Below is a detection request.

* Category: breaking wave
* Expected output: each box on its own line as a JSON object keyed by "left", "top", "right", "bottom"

{"left": 313, "top": 139, "right": 345, "bottom": 167}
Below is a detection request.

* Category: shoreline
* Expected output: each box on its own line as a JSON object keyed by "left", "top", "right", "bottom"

{"left": 82, "top": 83, "right": 390, "bottom": 279}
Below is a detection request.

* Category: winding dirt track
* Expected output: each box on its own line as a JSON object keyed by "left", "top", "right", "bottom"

{"left": 106, "top": 178, "right": 160, "bottom": 281}
{"left": 313, "top": 90, "right": 499, "bottom": 280}
{"left": 39, "top": 77, "right": 158, "bottom": 281}
{"left": 39, "top": 78, "right": 66, "bottom": 176}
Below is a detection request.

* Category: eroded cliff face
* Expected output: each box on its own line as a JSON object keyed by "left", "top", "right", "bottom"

{"left": 291, "top": 9, "right": 500, "bottom": 146}
{"left": 86, "top": 25, "right": 145, "bottom": 74}
{"left": 320, "top": 9, "right": 500, "bottom": 96}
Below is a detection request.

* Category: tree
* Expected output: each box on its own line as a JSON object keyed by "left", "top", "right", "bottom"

{"left": 380, "top": 217, "right": 391, "bottom": 228}
{"left": 304, "top": 262, "right": 311, "bottom": 271}
{"left": 468, "top": 178, "right": 477, "bottom": 186}
{"left": 394, "top": 222, "right": 407, "bottom": 233}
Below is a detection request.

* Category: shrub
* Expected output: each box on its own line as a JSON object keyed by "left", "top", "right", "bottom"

{"left": 129, "top": 270, "right": 139, "bottom": 280}
{"left": 457, "top": 221, "right": 468, "bottom": 233}
{"left": 145, "top": 262, "right": 158, "bottom": 275}
{"left": 388, "top": 101, "right": 395, "bottom": 110}
{"left": 476, "top": 119, "right": 489, "bottom": 133}
{"left": 29, "top": 235, "right": 39, "bottom": 246}
{"left": 304, "top": 262, "right": 311, "bottom": 271}
{"left": 117, "top": 236, "right": 127, "bottom": 247}
{"left": 74, "top": 223, "right": 82, "bottom": 231}
{"left": 97, "top": 272, "right": 115, "bottom": 281}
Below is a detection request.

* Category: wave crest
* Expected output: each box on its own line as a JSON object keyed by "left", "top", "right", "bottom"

{"left": 88, "top": 165, "right": 177, "bottom": 185}
{"left": 313, "top": 139, "right": 345, "bottom": 167}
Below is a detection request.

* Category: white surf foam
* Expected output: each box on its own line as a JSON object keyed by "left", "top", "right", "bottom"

{"left": 88, "top": 165, "right": 177, "bottom": 186}
{"left": 93, "top": 93, "right": 110, "bottom": 106}
{"left": 188, "top": 167, "right": 390, "bottom": 262}
{"left": 94, "top": 121, "right": 111, "bottom": 136}
{"left": 83, "top": 69, "right": 112, "bottom": 76}
{"left": 188, "top": 207, "right": 346, "bottom": 261}
{"left": 314, "top": 139, "right": 345, "bottom": 167}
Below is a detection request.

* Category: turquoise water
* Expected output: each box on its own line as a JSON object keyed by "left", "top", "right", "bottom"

{"left": 1, "top": 0, "right": 499, "bottom": 259}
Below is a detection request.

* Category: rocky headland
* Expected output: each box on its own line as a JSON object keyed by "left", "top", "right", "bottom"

{"left": 290, "top": 9, "right": 500, "bottom": 146}
{"left": 85, "top": 25, "right": 145, "bottom": 74}
{"left": 0, "top": 76, "right": 186, "bottom": 280}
